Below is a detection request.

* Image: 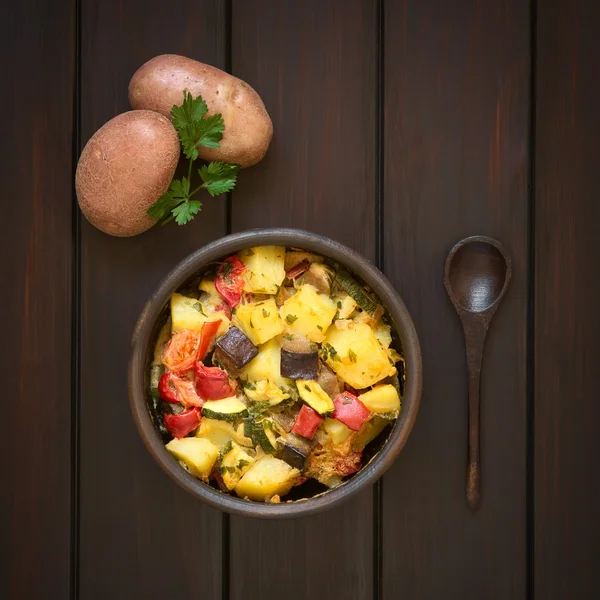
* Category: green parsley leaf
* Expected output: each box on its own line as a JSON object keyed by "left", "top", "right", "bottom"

{"left": 348, "top": 349, "right": 357, "bottom": 363}
{"left": 147, "top": 177, "right": 191, "bottom": 221}
{"left": 171, "top": 91, "right": 208, "bottom": 132}
{"left": 198, "top": 162, "right": 240, "bottom": 197}
{"left": 246, "top": 249, "right": 255, "bottom": 256}
{"left": 262, "top": 309, "right": 269, "bottom": 318}
{"left": 317, "top": 325, "right": 323, "bottom": 331}
{"left": 194, "top": 114, "right": 225, "bottom": 148}
{"left": 193, "top": 302, "right": 206, "bottom": 316}
{"left": 285, "top": 314, "right": 298, "bottom": 324}
{"left": 172, "top": 199, "right": 202, "bottom": 225}
{"left": 237, "top": 459, "right": 249, "bottom": 470}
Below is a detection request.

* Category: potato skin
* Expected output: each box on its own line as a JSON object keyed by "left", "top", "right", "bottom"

{"left": 128, "top": 54, "right": 273, "bottom": 168}
{"left": 75, "top": 110, "right": 180, "bottom": 237}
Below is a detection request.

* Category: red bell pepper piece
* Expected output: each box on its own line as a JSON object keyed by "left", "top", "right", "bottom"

{"left": 332, "top": 392, "right": 371, "bottom": 431}
{"left": 158, "top": 372, "right": 179, "bottom": 403}
{"left": 292, "top": 405, "right": 324, "bottom": 439}
{"left": 197, "top": 319, "right": 222, "bottom": 361}
{"left": 285, "top": 259, "right": 310, "bottom": 280}
{"left": 172, "top": 376, "right": 204, "bottom": 407}
{"left": 164, "top": 408, "right": 201, "bottom": 439}
{"left": 162, "top": 330, "right": 202, "bottom": 373}
{"left": 195, "top": 363, "right": 236, "bottom": 400}
{"left": 215, "top": 256, "right": 246, "bottom": 308}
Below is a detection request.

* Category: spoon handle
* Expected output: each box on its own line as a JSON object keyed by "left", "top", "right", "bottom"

{"left": 463, "top": 320, "right": 488, "bottom": 511}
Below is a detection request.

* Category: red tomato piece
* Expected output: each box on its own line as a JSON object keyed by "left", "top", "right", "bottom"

{"left": 285, "top": 259, "right": 310, "bottom": 280}
{"left": 164, "top": 408, "right": 201, "bottom": 439}
{"left": 162, "top": 330, "right": 202, "bottom": 373}
{"left": 197, "top": 319, "right": 222, "bottom": 361}
{"left": 172, "top": 376, "right": 204, "bottom": 407}
{"left": 215, "top": 256, "right": 246, "bottom": 308}
{"left": 195, "top": 363, "right": 236, "bottom": 400}
{"left": 292, "top": 405, "right": 324, "bottom": 439}
{"left": 332, "top": 392, "right": 371, "bottom": 431}
{"left": 158, "top": 372, "right": 179, "bottom": 403}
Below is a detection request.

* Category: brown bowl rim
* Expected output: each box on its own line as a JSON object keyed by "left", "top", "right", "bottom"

{"left": 128, "top": 227, "right": 422, "bottom": 518}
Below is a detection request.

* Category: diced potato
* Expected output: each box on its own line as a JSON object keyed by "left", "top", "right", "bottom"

{"left": 235, "top": 455, "right": 300, "bottom": 501}
{"left": 199, "top": 279, "right": 218, "bottom": 296}
{"left": 240, "top": 338, "right": 293, "bottom": 388}
{"left": 322, "top": 418, "right": 353, "bottom": 445}
{"left": 233, "top": 298, "right": 284, "bottom": 345}
{"left": 170, "top": 292, "right": 230, "bottom": 337}
{"left": 323, "top": 322, "right": 396, "bottom": 389}
{"left": 280, "top": 284, "right": 337, "bottom": 343}
{"left": 166, "top": 437, "right": 219, "bottom": 481}
{"left": 352, "top": 415, "right": 390, "bottom": 451}
{"left": 244, "top": 379, "right": 289, "bottom": 406}
{"left": 239, "top": 246, "right": 286, "bottom": 294}
{"left": 196, "top": 418, "right": 254, "bottom": 450}
{"left": 358, "top": 384, "right": 401, "bottom": 416}
{"left": 219, "top": 442, "right": 256, "bottom": 490}
{"left": 337, "top": 294, "right": 358, "bottom": 319}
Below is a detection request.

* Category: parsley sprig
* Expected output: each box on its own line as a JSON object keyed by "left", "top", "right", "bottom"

{"left": 148, "top": 91, "right": 240, "bottom": 226}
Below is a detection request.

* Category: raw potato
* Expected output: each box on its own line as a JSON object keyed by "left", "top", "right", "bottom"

{"left": 75, "top": 110, "right": 179, "bottom": 237}
{"left": 128, "top": 54, "right": 273, "bottom": 168}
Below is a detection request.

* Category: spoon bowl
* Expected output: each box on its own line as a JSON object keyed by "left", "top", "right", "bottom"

{"left": 444, "top": 236, "right": 511, "bottom": 510}
{"left": 446, "top": 240, "right": 510, "bottom": 314}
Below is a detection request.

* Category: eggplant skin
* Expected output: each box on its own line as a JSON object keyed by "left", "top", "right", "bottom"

{"left": 280, "top": 349, "right": 318, "bottom": 380}
{"left": 216, "top": 326, "right": 258, "bottom": 368}
{"left": 279, "top": 443, "right": 308, "bottom": 471}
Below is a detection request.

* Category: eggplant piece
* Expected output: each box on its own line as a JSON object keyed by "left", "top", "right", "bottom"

{"left": 277, "top": 432, "right": 314, "bottom": 471}
{"left": 317, "top": 361, "right": 344, "bottom": 399}
{"left": 279, "top": 444, "right": 308, "bottom": 471}
{"left": 275, "top": 286, "right": 297, "bottom": 307}
{"left": 296, "top": 262, "right": 334, "bottom": 295}
{"left": 215, "top": 326, "right": 258, "bottom": 368}
{"left": 281, "top": 349, "right": 318, "bottom": 380}
{"left": 212, "top": 347, "right": 242, "bottom": 378}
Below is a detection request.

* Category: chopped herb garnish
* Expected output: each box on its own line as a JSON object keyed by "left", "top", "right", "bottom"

{"left": 192, "top": 301, "right": 206, "bottom": 316}
{"left": 304, "top": 384, "right": 312, "bottom": 393}
{"left": 317, "top": 325, "right": 323, "bottom": 331}
{"left": 246, "top": 249, "right": 255, "bottom": 256}
{"left": 262, "top": 309, "right": 270, "bottom": 318}
{"left": 237, "top": 459, "right": 250, "bottom": 469}
{"left": 348, "top": 349, "right": 357, "bottom": 363}
{"left": 285, "top": 314, "right": 298, "bottom": 324}
{"left": 337, "top": 301, "right": 342, "bottom": 309}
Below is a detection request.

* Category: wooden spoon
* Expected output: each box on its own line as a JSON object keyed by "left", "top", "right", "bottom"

{"left": 444, "top": 236, "right": 512, "bottom": 510}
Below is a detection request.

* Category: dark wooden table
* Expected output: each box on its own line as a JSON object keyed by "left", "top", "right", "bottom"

{"left": 3, "top": 1, "right": 599, "bottom": 598}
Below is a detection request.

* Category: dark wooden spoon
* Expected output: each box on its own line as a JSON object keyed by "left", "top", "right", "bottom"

{"left": 444, "top": 236, "right": 512, "bottom": 511}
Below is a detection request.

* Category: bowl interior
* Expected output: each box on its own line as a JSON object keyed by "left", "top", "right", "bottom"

{"left": 129, "top": 228, "right": 422, "bottom": 518}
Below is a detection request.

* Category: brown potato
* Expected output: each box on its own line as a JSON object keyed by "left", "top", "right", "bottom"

{"left": 75, "top": 110, "right": 179, "bottom": 237}
{"left": 128, "top": 54, "right": 273, "bottom": 168}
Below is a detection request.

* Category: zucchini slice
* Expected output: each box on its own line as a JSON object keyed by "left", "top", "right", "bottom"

{"left": 334, "top": 267, "right": 378, "bottom": 315}
{"left": 202, "top": 397, "right": 249, "bottom": 423}
{"left": 297, "top": 380, "right": 335, "bottom": 416}
{"left": 251, "top": 419, "right": 279, "bottom": 453}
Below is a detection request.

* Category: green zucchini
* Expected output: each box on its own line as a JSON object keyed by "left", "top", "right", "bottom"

{"left": 297, "top": 380, "right": 335, "bottom": 415}
{"left": 202, "top": 397, "right": 249, "bottom": 423}
{"left": 150, "top": 365, "right": 164, "bottom": 399}
{"left": 334, "top": 267, "right": 378, "bottom": 315}
{"left": 252, "top": 419, "right": 279, "bottom": 453}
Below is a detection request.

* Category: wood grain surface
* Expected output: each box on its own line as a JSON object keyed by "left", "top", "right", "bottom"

{"left": 78, "top": 1, "right": 226, "bottom": 598}
{"left": 229, "top": 1, "right": 377, "bottom": 598}
{"left": 5, "top": 1, "right": 600, "bottom": 598}
{"left": 381, "top": 2, "right": 529, "bottom": 598}
{"left": 0, "top": 1, "right": 75, "bottom": 598}
{"left": 535, "top": 1, "right": 600, "bottom": 598}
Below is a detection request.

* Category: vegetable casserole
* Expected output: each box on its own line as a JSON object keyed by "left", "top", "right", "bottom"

{"left": 148, "top": 245, "right": 405, "bottom": 503}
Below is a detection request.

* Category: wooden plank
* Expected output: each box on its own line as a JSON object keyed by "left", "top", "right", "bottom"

{"left": 229, "top": 1, "right": 377, "bottom": 598}
{"left": 382, "top": 2, "right": 529, "bottom": 598}
{"left": 78, "top": 2, "right": 226, "bottom": 598}
{"left": 535, "top": 2, "right": 600, "bottom": 598}
{"left": 0, "top": 1, "right": 74, "bottom": 598}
